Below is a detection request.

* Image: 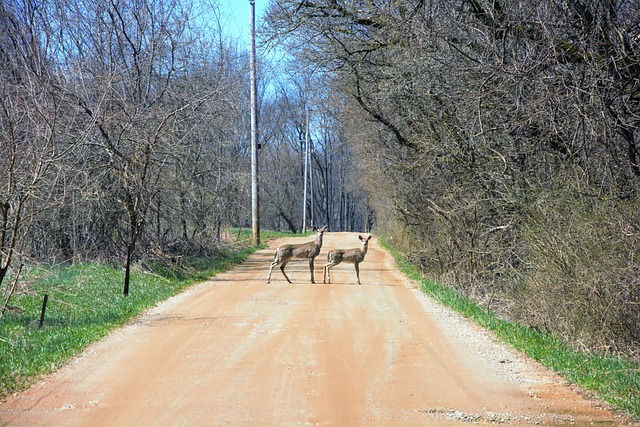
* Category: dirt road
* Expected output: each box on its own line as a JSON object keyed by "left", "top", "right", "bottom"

{"left": 0, "top": 233, "right": 628, "bottom": 426}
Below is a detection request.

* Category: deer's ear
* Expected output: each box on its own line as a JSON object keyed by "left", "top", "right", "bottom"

{"left": 367, "top": 235, "right": 372, "bottom": 241}
{"left": 358, "top": 235, "right": 364, "bottom": 241}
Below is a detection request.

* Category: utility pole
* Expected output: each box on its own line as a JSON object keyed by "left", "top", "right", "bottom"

{"left": 302, "top": 106, "right": 309, "bottom": 233}
{"left": 310, "top": 134, "right": 314, "bottom": 229}
{"left": 250, "top": 0, "right": 260, "bottom": 246}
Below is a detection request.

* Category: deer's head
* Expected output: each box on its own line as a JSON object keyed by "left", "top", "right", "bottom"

{"left": 359, "top": 234, "right": 372, "bottom": 249}
{"left": 313, "top": 225, "right": 328, "bottom": 238}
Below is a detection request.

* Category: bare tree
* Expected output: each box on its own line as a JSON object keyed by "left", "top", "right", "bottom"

{"left": 259, "top": 70, "right": 369, "bottom": 233}
{"left": 48, "top": 0, "right": 247, "bottom": 294}
{"left": 0, "top": 0, "right": 84, "bottom": 293}
{"left": 263, "top": 0, "right": 640, "bottom": 354}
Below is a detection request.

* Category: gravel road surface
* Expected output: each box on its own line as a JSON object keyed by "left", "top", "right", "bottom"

{"left": 0, "top": 232, "right": 628, "bottom": 426}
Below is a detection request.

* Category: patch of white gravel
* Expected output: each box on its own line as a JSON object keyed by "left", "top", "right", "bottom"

{"left": 409, "top": 284, "right": 554, "bottom": 390}
{"left": 379, "top": 244, "right": 552, "bottom": 390}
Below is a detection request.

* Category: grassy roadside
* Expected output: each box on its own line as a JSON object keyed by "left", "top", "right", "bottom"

{"left": 380, "top": 237, "right": 640, "bottom": 421}
{"left": 0, "top": 229, "right": 293, "bottom": 399}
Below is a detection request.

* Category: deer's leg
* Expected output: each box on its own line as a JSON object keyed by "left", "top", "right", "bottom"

{"left": 355, "top": 262, "right": 361, "bottom": 285}
{"left": 324, "top": 261, "right": 337, "bottom": 284}
{"left": 280, "top": 261, "right": 292, "bottom": 283}
{"left": 309, "top": 258, "right": 315, "bottom": 284}
{"left": 323, "top": 252, "right": 331, "bottom": 284}
{"left": 267, "top": 260, "right": 279, "bottom": 283}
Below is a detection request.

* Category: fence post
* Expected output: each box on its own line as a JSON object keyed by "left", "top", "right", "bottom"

{"left": 39, "top": 294, "right": 48, "bottom": 329}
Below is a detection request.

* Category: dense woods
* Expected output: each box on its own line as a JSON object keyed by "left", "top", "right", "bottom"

{"left": 1, "top": 0, "right": 639, "bottom": 356}
{"left": 0, "top": 0, "right": 368, "bottom": 299}
{"left": 262, "top": 0, "right": 640, "bottom": 356}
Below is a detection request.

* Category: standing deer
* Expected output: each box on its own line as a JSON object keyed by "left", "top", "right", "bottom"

{"left": 267, "top": 226, "right": 328, "bottom": 284}
{"left": 323, "top": 234, "right": 372, "bottom": 285}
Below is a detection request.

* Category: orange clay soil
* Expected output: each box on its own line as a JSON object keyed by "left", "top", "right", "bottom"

{"left": 0, "top": 232, "right": 632, "bottom": 426}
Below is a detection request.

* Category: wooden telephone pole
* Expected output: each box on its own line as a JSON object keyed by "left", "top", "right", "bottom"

{"left": 302, "top": 106, "right": 309, "bottom": 233}
{"left": 250, "top": 0, "right": 260, "bottom": 246}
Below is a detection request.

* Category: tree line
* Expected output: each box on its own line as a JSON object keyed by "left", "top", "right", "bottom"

{"left": 3, "top": 0, "right": 638, "bottom": 356}
{"left": 262, "top": 0, "right": 640, "bottom": 356}
{"left": 0, "top": 0, "right": 369, "bottom": 303}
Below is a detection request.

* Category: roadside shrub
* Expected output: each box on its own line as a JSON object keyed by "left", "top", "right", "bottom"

{"left": 512, "top": 187, "right": 640, "bottom": 356}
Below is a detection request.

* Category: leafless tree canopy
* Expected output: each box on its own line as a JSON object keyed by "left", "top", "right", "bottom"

{"left": 1, "top": 0, "right": 370, "bottom": 299}
{"left": 1, "top": 0, "right": 253, "bottom": 293}
{"left": 1, "top": 0, "right": 638, "bottom": 354}
{"left": 262, "top": 0, "right": 640, "bottom": 355}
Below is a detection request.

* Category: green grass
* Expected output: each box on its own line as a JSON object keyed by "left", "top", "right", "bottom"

{"left": 8, "top": 229, "right": 635, "bottom": 421}
{"left": 0, "top": 244, "right": 260, "bottom": 398}
{"left": 0, "top": 229, "right": 308, "bottom": 398}
{"left": 380, "top": 236, "right": 640, "bottom": 421}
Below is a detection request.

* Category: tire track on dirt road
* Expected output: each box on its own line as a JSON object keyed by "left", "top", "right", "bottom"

{"left": 0, "top": 232, "right": 629, "bottom": 426}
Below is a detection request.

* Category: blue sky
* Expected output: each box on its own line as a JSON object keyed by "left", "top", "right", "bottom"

{"left": 219, "top": 0, "right": 270, "bottom": 47}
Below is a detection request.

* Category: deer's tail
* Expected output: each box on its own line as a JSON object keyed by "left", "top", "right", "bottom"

{"left": 273, "top": 248, "right": 281, "bottom": 263}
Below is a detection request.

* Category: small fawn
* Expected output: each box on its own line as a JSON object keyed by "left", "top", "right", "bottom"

{"left": 323, "top": 234, "right": 372, "bottom": 285}
{"left": 267, "top": 226, "right": 328, "bottom": 284}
